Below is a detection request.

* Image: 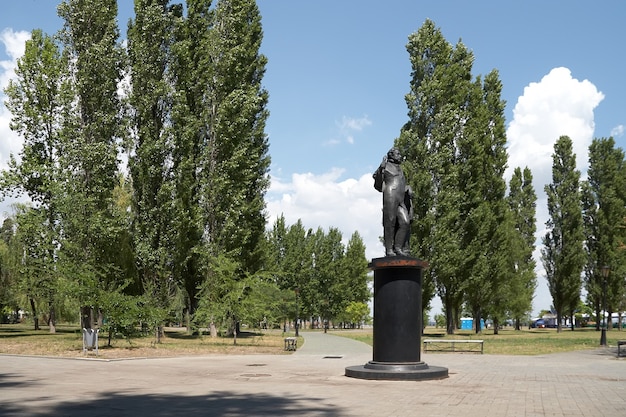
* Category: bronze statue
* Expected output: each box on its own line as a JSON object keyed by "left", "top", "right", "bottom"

{"left": 373, "top": 148, "right": 413, "bottom": 257}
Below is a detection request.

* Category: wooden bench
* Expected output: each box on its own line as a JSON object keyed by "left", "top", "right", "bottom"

{"left": 423, "top": 339, "right": 484, "bottom": 354}
{"left": 618, "top": 340, "right": 626, "bottom": 357}
{"left": 284, "top": 337, "right": 297, "bottom": 351}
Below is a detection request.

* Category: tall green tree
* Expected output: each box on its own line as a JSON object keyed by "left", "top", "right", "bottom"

{"left": 0, "top": 218, "right": 17, "bottom": 323}
{"left": 306, "top": 227, "right": 345, "bottom": 332}
{"left": 542, "top": 136, "right": 585, "bottom": 332}
{"left": 57, "top": 0, "right": 129, "bottom": 327}
{"left": 342, "top": 231, "right": 370, "bottom": 305}
{"left": 396, "top": 19, "right": 471, "bottom": 334}
{"left": 582, "top": 137, "right": 626, "bottom": 331}
{"left": 507, "top": 167, "right": 537, "bottom": 330}
{"left": 265, "top": 217, "right": 312, "bottom": 330}
{"left": 2, "top": 29, "right": 72, "bottom": 331}
{"left": 127, "top": 0, "right": 177, "bottom": 340}
{"left": 9, "top": 206, "right": 58, "bottom": 331}
{"left": 459, "top": 71, "right": 509, "bottom": 334}
{"left": 198, "top": 0, "right": 270, "bottom": 270}
{"left": 168, "top": 0, "right": 211, "bottom": 325}
{"left": 397, "top": 20, "right": 510, "bottom": 334}
{"left": 171, "top": 0, "right": 270, "bottom": 327}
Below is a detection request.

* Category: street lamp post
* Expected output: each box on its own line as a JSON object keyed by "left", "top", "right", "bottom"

{"left": 600, "top": 266, "right": 610, "bottom": 347}
{"left": 295, "top": 287, "right": 300, "bottom": 337}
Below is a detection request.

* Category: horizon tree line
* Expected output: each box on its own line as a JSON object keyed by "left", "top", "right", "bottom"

{"left": 1, "top": 6, "right": 624, "bottom": 340}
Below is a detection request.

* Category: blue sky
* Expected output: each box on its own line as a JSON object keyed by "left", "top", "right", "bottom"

{"left": 1, "top": 1, "right": 625, "bottom": 316}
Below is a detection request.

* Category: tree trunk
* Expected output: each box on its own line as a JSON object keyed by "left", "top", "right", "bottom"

{"left": 493, "top": 317, "right": 499, "bottom": 335}
{"left": 184, "top": 309, "right": 191, "bottom": 335}
{"left": 474, "top": 310, "right": 481, "bottom": 334}
{"left": 30, "top": 297, "right": 39, "bottom": 331}
{"left": 48, "top": 303, "right": 56, "bottom": 334}
{"left": 80, "top": 306, "right": 93, "bottom": 329}
{"left": 445, "top": 298, "right": 455, "bottom": 335}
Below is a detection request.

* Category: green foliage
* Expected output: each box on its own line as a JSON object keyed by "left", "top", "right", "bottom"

{"left": 194, "top": 252, "right": 255, "bottom": 339}
{"left": 1, "top": 29, "right": 72, "bottom": 331}
{"left": 542, "top": 136, "right": 586, "bottom": 332}
{"left": 342, "top": 301, "right": 371, "bottom": 328}
{"left": 397, "top": 19, "right": 468, "bottom": 334}
{"left": 127, "top": 0, "right": 178, "bottom": 325}
{"left": 398, "top": 19, "right": 512, "bottom": 335}
{"left": 507, "top": 167, "right": 538, "bottom": 328}
{"left": 582, "top": 137, "right": 626, "bottom": 324}
{"left": 1, "top": 1, "right": 365, "bottom": 342}
{"left": 265, "top": 217, "right": 370, "bottom": 329}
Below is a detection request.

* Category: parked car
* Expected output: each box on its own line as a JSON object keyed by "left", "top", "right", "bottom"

{"left": 531, "top": 319, "right": 546, "bottom": 328}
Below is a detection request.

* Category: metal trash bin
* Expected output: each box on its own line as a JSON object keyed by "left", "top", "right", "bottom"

{"left": 82, "top": 328, "right": 99, "bottom": 356}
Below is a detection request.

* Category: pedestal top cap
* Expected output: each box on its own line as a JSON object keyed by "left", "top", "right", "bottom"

{"left": 369, "top": 256, "right": 429, "bottom": 270}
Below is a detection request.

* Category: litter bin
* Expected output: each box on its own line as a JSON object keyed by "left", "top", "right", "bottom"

{"left": 82, "top": 328, "right": 99, "bottom": 356}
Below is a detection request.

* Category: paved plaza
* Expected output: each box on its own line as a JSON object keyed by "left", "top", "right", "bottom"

{"left": 1, "top": 332, "right": 625, "bottom": 416}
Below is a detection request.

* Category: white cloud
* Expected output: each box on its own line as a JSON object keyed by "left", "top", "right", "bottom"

{"left": 338, "top": 115, "right": 372, "bottom": 132}
{"left": 265, "top": 67, "right": 606, "bottom": 316}
{"left": 506, "top": 67, "right": 603, "bottom": 184}
{"left": 610, "top": 124, "right": 624, "bottom": 138}
{"left": 0, "top": 29, "right": 30, "bottom": 218}
{"left": 506, "top": 67, "right": 604, "bottom": 313}
{"left": 324, "top": 115, "right": 372, "bottom": 146}
{"left": 266, "top": 168, "right": 383, "bottom": 260}
{"left": 0, "top": 28, "right": 29, "bottom": 90}
{"left": 1, "top": 29, "right": 30, "bottom": 170}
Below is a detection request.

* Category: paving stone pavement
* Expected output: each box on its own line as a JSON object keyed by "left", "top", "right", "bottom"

{"left": 1, "top": 331, "right": 625, "bottom": 417}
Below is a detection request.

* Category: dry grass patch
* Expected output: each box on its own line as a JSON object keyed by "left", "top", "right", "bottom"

{"left": 329, "top": 326, "right": 626, "bottom": 355}
{"left": 0, "top": 324, "right": 299, "bottom": 359}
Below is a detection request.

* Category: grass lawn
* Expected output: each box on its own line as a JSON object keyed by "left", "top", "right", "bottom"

{"left": 2, "top": 323, "right": 624, "bottom": 358}
{"left": 0, "top": 323, "right": 301, "bottom": 359}
{"left": 330, "top": 326, "right": 626, "bottom": 355}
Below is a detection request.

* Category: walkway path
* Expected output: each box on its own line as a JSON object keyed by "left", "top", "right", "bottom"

{"left": 294, "top": 330, "right": 371, "bottom": 357}
{"left": 1, "top": 332, "right": 625, "bottom": 416}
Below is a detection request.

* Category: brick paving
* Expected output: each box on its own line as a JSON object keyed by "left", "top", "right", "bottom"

{"left": 0, "top": 332, "right": 624, "bottom": 416}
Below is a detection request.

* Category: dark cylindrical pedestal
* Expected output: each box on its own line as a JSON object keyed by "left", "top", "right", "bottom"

{"left": 345, "top": 257, "right": 448, "bottom": 381}
{"left": 372, "top": 262, "right": 422, "bottom": 363}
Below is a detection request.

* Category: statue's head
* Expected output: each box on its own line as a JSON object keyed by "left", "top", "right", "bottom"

{"left": 387, "top": 147, "right": 402, "bottom": 162}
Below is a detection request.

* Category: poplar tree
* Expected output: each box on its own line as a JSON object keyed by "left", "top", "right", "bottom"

{"left": 582, "top": 138, "right": 626, "bottom": 331}
{"left": 398, "top": 20, "right": 509, "bottom": 334}
{"left": 172, "top": 0, "right": 270, "bottom": 327}
{"left": 342, "top": 231, "right": 370, "bottom": 305}
{"left": 168, "top": 0, "right": 210, "bottom": 325}
{"left": 459, "top": 71, "right": 509, "bottom": 334}
{"left": 199, "top": 0, "right": 270, "bottom": 272}
{"left": 396, "top": 19, "right": 471, "bottom": 334}
{"left": 542, "top": 136, "right": 585, "bottom": 332}
{"left": 127, "top": 0, "right": 177, "bottom": 338}
{"left": 507, "top": 167, "right": 537, "bottom": 329}
{"left": 2, "top": 30, "right": 71, "bottom": 331}
{"left": 57, "top": 0, "right": 128, "bottom": 327}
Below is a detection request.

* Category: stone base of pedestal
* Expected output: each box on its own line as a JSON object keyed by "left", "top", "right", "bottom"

{"left": 345, "top": 361, "right": 448, "bottom": 381}
{"left": 344, "top": 256, "right": 448, "bottom": 381}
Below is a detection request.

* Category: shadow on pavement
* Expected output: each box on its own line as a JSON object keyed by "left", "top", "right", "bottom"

{"left": 0, "top": 372, "right": 36, "bottom": 389}
{"left": 2, "top": 391, "right": 345, "bottom": 417}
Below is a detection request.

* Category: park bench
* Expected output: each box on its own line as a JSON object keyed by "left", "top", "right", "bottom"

{"left": 423, "top": 339, "right": 484, "bottom": 354}
{"left": 284, "top": 337, "right": 297, "bottom": 351}
{"left": 618, "top": 340, "right": 626, "bottom": 357}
